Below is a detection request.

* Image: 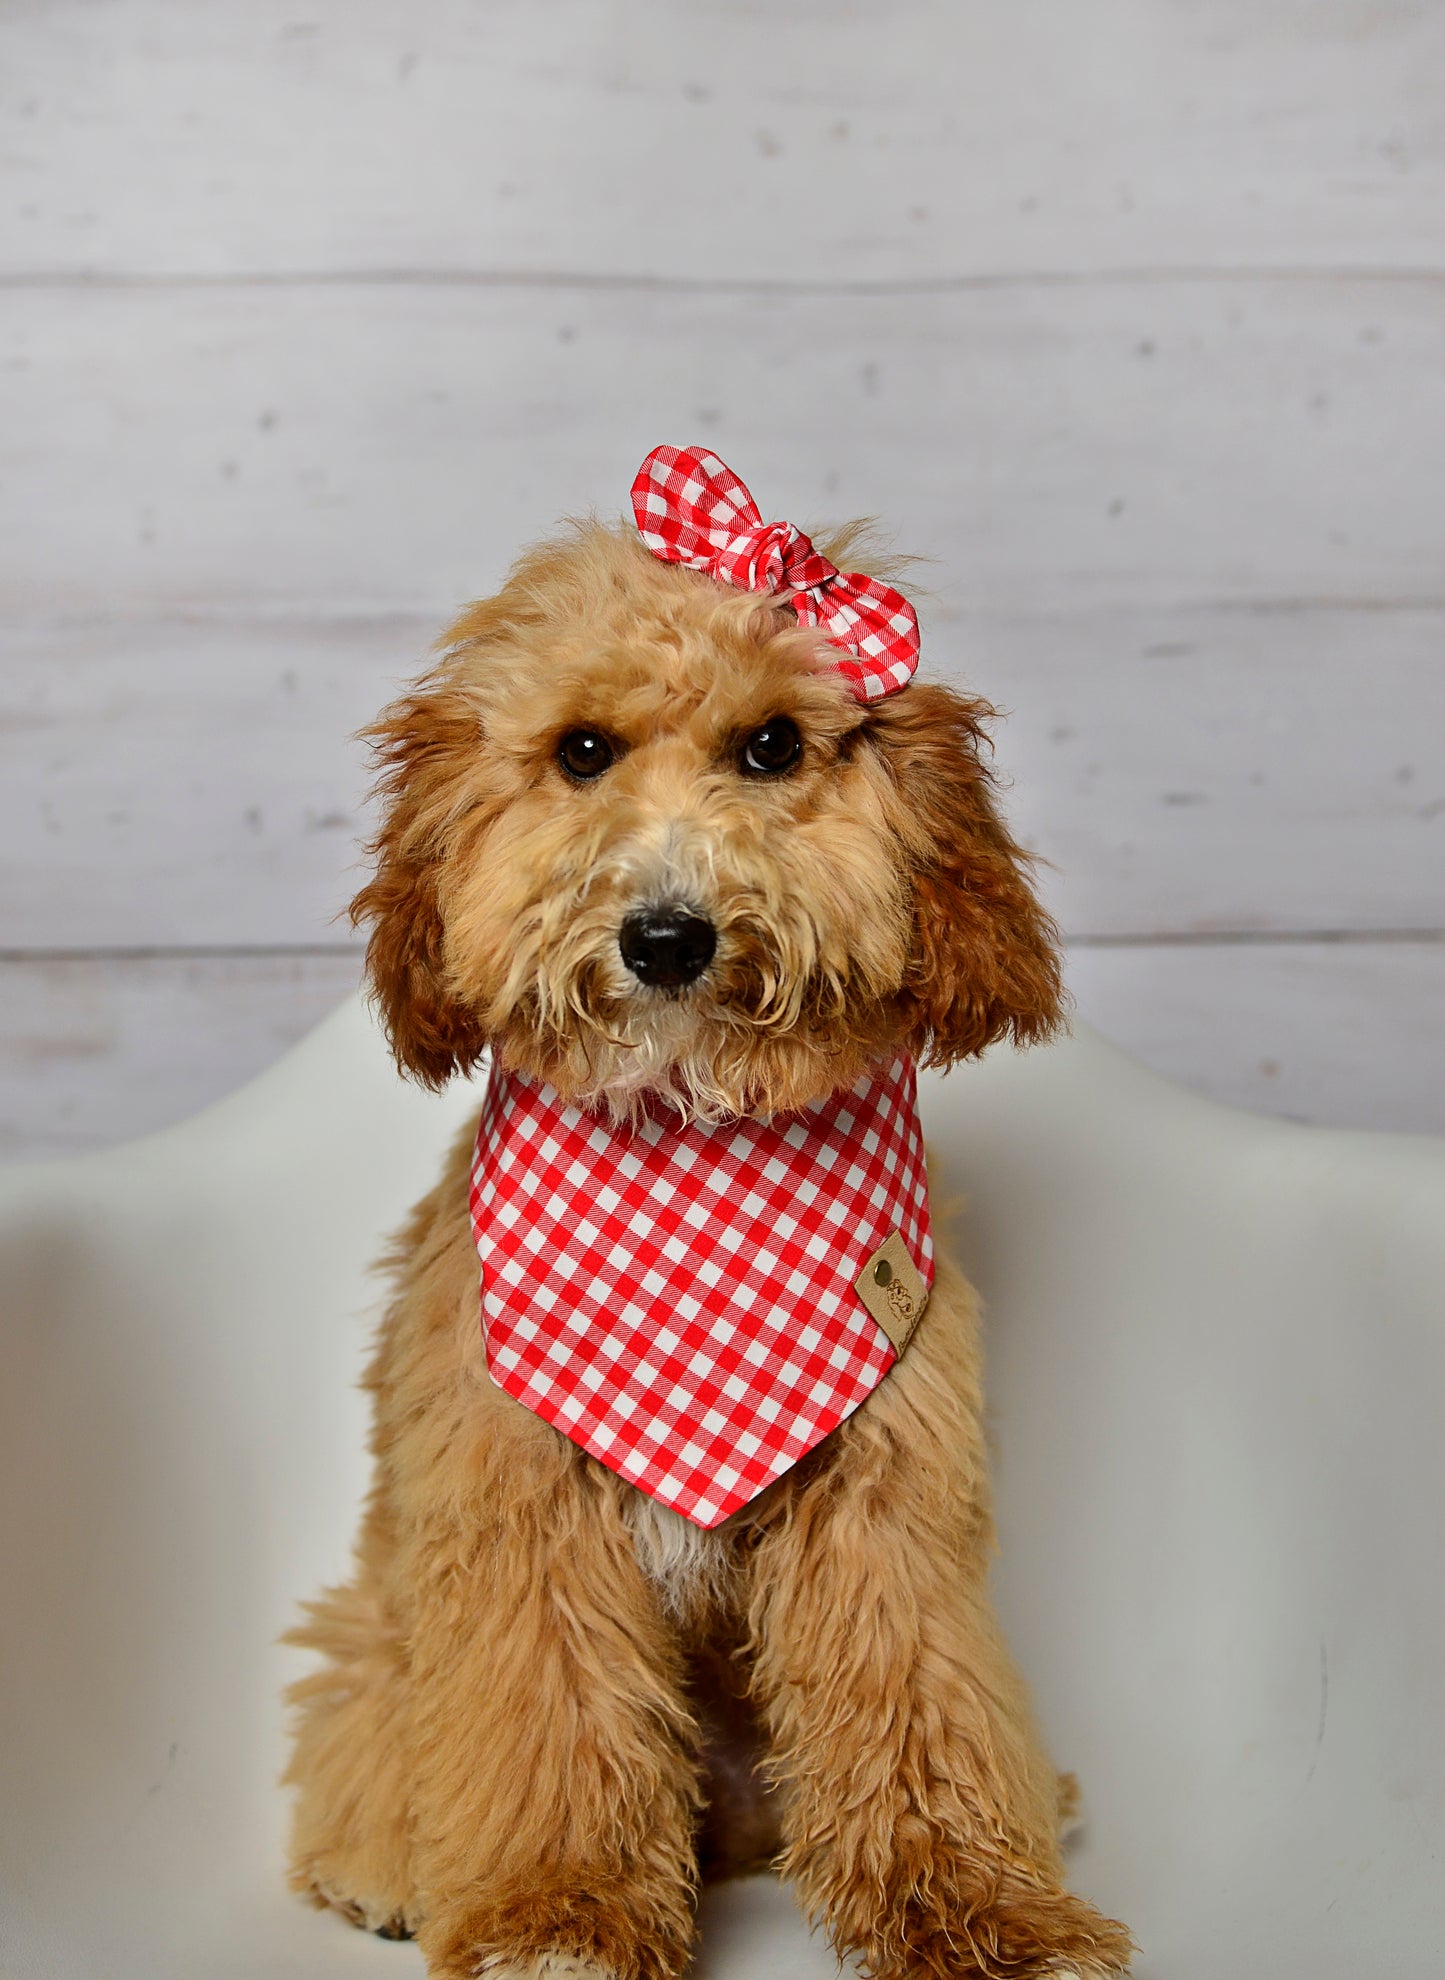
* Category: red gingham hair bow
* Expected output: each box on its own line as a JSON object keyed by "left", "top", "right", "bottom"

{"left": 631, "top": 444, "right": 920, "bottom": 701}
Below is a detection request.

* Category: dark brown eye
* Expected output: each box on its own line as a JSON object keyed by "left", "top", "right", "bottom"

{"left": 740, "top": 717, "right": 802, "bottom": 777}
{"left": 557, "top": 729, "right": 616, "bottom": 781}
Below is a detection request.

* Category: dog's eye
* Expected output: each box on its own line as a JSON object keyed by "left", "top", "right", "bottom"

{"left": 557, "top": 730, "right": 616, "bottom": 781}
{"left": 739, "top": 717, "right": 803, "bottom": 778}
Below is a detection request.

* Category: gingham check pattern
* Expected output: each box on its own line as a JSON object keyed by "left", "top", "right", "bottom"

{"left": 470, "top": 1055, "right": 934, "bottom": 1527}
{"left": 630, "top": 444, "right": 921, "bottom": 701}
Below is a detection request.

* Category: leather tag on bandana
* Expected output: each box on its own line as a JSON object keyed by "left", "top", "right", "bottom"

{"left": 856, "top": 1229, "right": 930, "bottom": 1354}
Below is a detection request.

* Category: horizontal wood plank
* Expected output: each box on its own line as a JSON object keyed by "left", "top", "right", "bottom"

{"left": 1067, "top": 935, "right": 1445, "bottom": 1134}
{"left": 980, "top": 602, "right": 1445, "bottom": 940}
{"left": 1, "top": 941, "right": 1439, "bottom": 1162}
{"left": 2, "top": 0, "right": 1442, "bottom": 282}
{"left": 2, "top": 279, "right": 1443, "bottom": 622}
{"left": 2, "top": 606, "right": 1441, "bottom": 947}
{"left": 0, "top": 615, "right": 410, "bottom": 948}
{"left": 0, "top": 953, "right": 360, "bottom": 1161}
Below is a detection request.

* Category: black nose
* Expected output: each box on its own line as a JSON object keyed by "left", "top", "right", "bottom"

{"left": 618, "top": 906, "right": 717, "bottom": 989}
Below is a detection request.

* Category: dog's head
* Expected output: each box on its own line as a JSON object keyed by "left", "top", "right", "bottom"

{"left": 352, "top": 520, "right": 1063, "bottom": 1118}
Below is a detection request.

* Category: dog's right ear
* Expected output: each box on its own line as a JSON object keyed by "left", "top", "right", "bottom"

{"left": 349, "top": 668, "right": 490, "bottom": 1090}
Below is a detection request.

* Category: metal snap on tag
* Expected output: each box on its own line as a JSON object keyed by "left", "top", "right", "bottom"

{"left": 855, "top": 1230, "right": 929, "bottom": 1354}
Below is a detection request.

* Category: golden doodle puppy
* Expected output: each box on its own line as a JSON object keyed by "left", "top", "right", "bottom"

{"left": 284, "top": 448, "right": 1132, "bottom": 1980}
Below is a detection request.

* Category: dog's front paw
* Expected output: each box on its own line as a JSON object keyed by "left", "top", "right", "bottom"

{"left": 476, "top": 1958, "right": 614, "bottom": 1980}
{"left": 295, "top": 1870, "right": 421, "bottom": 1942}
{"left": 890, "top": 1878, "right": 1133, "bottom": 1980}
{"left": 419, "top": 1888, "right": 688, "bottom": 1980}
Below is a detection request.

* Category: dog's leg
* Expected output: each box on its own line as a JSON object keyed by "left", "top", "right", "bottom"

{"left": 283, "top": 1502, "right": 420, "bottom": 1938}
{"left": 746, "top": 1260, "right": 1133, "bottom": 1980}
{"left": 402, "top": 1417, "right": 700, "bottom": 1980}
{"left": 688, "top": 1633, "right": 783, "bottom": 1881}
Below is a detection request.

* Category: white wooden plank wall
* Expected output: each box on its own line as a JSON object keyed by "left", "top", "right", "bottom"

{"left": 2, "top": 0, "right": 1442, "bottom": 1157}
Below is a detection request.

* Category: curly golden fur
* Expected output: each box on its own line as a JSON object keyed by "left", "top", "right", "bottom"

{"left": 283, "top": 517, "right": 1132, "bottom": 1979}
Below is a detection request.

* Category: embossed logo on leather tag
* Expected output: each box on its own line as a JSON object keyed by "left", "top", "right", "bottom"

{"left": 856, "top": 1229, "right": 929, "bottom": 1355}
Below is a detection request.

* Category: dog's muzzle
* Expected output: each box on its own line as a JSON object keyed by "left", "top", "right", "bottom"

{"left": 618, "top": 906, "right": 716, "bottom": 990}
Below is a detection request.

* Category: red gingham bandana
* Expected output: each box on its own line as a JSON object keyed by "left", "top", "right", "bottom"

{"left": 630, "top": 444, "right": 921, "bottom": 702}
{"left": 469, "top": 1055, "right": 934, "bottom": 1527}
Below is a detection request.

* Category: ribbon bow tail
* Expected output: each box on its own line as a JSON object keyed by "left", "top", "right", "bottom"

{"left": 800, "top": 574, "right": 922, "bottom": 702}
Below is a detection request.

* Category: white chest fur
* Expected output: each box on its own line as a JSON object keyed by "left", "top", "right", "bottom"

{"left": 622, "top": 1492, "right": 734, "bottom": 1618}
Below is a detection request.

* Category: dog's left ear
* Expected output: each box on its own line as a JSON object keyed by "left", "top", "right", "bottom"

{"left": 866, "top": 681, "right": 1067, "bottom": 1066}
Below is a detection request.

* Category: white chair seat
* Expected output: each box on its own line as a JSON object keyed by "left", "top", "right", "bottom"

{"left": 2, "top": 998, "right": 1442, "bottom": 1978}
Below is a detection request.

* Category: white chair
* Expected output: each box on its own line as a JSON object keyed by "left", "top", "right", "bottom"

{"left": 2, "top": 997, "right": 1442, "bottom": 1978}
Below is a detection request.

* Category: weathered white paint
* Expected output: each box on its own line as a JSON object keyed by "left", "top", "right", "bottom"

{"left": 0, "top": 615, "right": 417, "bottom": 949}
{"left": 2, "top": 0, "right": 1441, "bottom": 281}
{"left": 0, "top": 955, "right": 361, "bottom": 1161}
{"left": 983, "top": 603, "right": 1445, "bottom": 941}
{"left": 2, "top": 607, "right": 1441, "bottom": 947}
{"left": 1067, "top": 937, "right": 1445, "bottom": 1134}
{"left": 3, "top": 280, "right": 1441, "bottom": 619}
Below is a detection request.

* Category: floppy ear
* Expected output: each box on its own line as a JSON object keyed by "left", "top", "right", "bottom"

{"left": 866, "top": 680, "right": 1067, "bottom": 1066}
{"left": 349, "top": 671, "right": 490, "bottom": 1090}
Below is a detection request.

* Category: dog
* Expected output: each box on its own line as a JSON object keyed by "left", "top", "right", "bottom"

{"left": 283, "top": 448, "right": 1133, "bottom": 1980}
